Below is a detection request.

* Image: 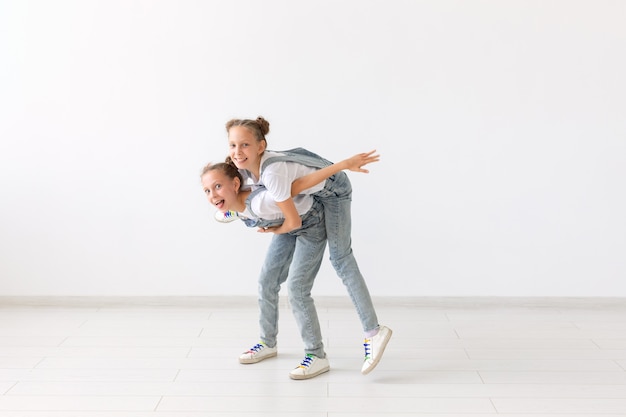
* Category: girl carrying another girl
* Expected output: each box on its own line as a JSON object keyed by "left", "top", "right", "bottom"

{"left": 224, "top": 116, "right": 392, "bottom": 376}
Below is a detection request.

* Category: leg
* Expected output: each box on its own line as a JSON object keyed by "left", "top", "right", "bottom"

{"left": 258, "top": 233, "right": 295, "bottom": 347}
{"left": 317, "top": 173, "right": 379, "bottom": 332}
{"left": 287, "top": 230, "right": 327, "bottom": 359}
{"left": 240, "top": 233, "right": 295, "bottom": 364}
{"left": 317, "top": 173, "right": 392, "bottom": 374}
{"left": 286, "top": 207, "right": 330, "bottom": 380}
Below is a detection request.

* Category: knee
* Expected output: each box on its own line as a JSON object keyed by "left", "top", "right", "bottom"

{"left": 287, "top": 278, "right": 312, "bottom": 300}
{"left": 329, "top": 247, "right": 353, "bottom": 265}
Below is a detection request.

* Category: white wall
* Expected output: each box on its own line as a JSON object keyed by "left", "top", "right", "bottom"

{"left": 1, "top": 0, "right": 624, "bottom": 297}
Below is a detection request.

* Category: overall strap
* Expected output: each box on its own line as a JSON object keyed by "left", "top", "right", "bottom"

{"left": 261, "top": 147, "right": 334, "bottom": 172}
{"left": 245, "top": 186, "right": 267, "bottom": 218}
{"left": 241, "top": 186, "right": 283, "bottom": 228}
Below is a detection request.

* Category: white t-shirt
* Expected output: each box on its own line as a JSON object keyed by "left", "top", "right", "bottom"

{"left": 241, "top": 151, "right": 325, "bottom": 202}
{"left": 241, "top": 190, "right": 314, "bottom": 221}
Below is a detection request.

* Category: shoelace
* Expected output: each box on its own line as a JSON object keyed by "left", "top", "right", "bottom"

{"left": 247, "top": 343, "right": 265, "bottom": 353}
{"left": 224, "top": 211, "right": 238, "bottom": 219}
{"left": 297, "top": 353, "right": 315, "bottom": 369}
{"left": 363, "top": 338, "right": 372, "bottom": 360}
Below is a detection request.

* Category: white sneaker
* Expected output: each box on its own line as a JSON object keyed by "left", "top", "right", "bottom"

{"left": 215, "top": 210, "right": 240, "bottom": 223}
{"left": 361, "top": 325, "right": 392, "bottom": 375}
{"left": 239, "top": 342, "right": 277, "bottom": 364}
{"left": 289, "top": 354, "right": 330, "bottom": 380}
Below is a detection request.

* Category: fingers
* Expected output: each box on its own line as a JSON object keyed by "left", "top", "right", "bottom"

{"left": 364, "top": 150, "right": 380, "bottom": 162}
{"left": 346, "top": 150, "right": 380, "bottom": 173}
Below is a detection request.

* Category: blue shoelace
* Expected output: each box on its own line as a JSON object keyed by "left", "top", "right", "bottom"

{"left": 297, "top": 353, "right": 315, "bottom": 368}
{"left": 363, "top": 338, "right": 372, "bottom": 360}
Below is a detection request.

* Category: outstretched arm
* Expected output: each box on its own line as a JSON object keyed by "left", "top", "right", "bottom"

{"left": 258, "top": 150, "right": 380, "bottom": 235}
{"left": 290, "top": 150, "right": 380, "bottom": 196}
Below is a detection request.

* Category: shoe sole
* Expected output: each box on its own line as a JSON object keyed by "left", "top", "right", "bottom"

{"left": 361, "top": 327, "right": 393, "bottom": 375}
{"left": 239, "top": 351, "right": 277, "bottom": 364}
{"left": 289, "top": 365, "right": 330, "bottom": 380}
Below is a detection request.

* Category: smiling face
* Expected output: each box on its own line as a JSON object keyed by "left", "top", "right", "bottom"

{"left": 201, "top": 168, "right": 241, "bottom": 213}
{"left": 227, "top": 125, "right": 266, "bottom": 175}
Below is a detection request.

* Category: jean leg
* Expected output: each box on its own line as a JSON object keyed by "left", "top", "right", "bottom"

{"left": 287, "top": 222, "right": 327, "bottom": 358}
{"left": 320, "top": 175, "right": 379, "bottom": 332}
{"left": 258, "top": 233, "right": 295, "bottom": 348}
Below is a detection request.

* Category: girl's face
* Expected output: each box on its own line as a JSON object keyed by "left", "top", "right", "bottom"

{"left": 201, "top": 170, "right": 240, "bottom": 213}
{"left": 228, "top": 126, "right": 265, "bottom": 172}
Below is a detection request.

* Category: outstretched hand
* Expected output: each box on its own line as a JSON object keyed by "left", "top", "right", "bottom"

{"left": 343, "top": 150, "right": 380, "bottom": 173}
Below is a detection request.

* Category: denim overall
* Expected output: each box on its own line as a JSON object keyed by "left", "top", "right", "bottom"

{"left": 250, "top": 149, "right": 379, "bottom": 356}
{"left": 244, "top": 191, "right": 328, "bottom": 358}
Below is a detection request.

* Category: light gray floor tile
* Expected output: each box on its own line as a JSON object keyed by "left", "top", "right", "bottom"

{"left": 0, "top": 336, "right": 67, "bottom": 347}
{"left": 0, "top": 358, "right": 42, "bottom": 369}
{"left": 11, "top": 368, "right": 179, "bottom": 382}
{"left": 593, "top": 339, "right": 626, "bottom": 349}
{"left": 466, "top": 348, "right": 626, "bottom": 360}
{"left": 0, "top": 413, "right": 325, "bottom": 417}
{"left": 6, "top": 380, "right": 329, "bottom": 396}
{"left": 0, "top": 395, "right": 160, "bottom": 411}
{"left": 1, "top": 296, "right": 626, "bottom": 416}
{"left": 330, "top": 382, "right": 626, "bottom": 398}
{"left": 157, "top": 396, "right": 496, "bottom": 413}
{"left": 492, "top": 398, "right": 626, "bottom": 413}
{"left": 376, "top": 358, "right": 623, "bottom": 371}
{"left": 0, "top": 381, "right": 16, "bottom": 395}
{"left": 479, "top": 370, "right": 626, "bottom": 384}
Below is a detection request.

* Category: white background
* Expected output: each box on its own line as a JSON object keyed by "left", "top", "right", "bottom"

{"left": 1, "top": 0, "right": 624, "bottom": 297}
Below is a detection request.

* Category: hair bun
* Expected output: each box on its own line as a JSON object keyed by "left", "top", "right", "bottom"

{"left": 256, "top": 116, "right": 270, "bottom": 135}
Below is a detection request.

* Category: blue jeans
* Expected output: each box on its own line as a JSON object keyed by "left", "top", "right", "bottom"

{"left": 313, "top": 171, "right": 379, "bottom": 333}
{"left": 257, "top": 201, "right": 327, "bottom": 358}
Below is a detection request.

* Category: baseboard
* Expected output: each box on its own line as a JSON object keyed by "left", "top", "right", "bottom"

{"left": 1, "top": 296, "right": 625, "bottom": 308}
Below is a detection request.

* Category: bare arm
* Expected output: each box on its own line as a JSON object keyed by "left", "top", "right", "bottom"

{"left": 290, "top": 150, "right": 380, "bottom": 196}
{"left": 259, "top": 150, "right": 379, "bottom": 235}
{"left": 257, "top": 197, "right": 303, "bottom": 235}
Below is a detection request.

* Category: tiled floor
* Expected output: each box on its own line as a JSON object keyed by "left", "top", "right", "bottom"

{"left": 1, "top": 296, "right": 626, "bottom": 416}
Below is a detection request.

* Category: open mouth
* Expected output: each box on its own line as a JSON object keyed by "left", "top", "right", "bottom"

{"left": 214, "top": 199, "right": 225, "bottom": 210}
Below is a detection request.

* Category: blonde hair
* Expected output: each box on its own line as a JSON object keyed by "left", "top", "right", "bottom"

{"left": 225, "top": 116, "right": 270, "bottom": 145}
{"left": 200, "top": 160, "right": 242, "bottom": 183}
